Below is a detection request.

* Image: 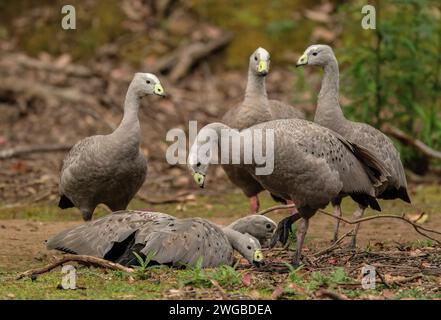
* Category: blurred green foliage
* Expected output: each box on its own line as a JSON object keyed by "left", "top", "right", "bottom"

{"left": 191, "top": 0, "right": 318, "bottom": 67}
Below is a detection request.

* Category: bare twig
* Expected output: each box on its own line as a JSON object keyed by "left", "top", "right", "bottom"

{"left": 154, "top": 33, "right": 233, "bottom": 82}
{"left": 0, "top": 144, "right": 73, "bottom": 160}
{"left": 16, "top": 255, "right": 134, "bottom": 280}
{"left": 136, "top": 191, "right": 195, "bottom": 205}
{"left": 316, "top": 289, "right": 348, "bottom": 300}
{"left": 258, "top": 204, "right": 296, "bottom": 216}
{"left": 313, "top": 230, "right": 354, "bottom": 257}
{"left": 318, "top": 209, "right": 441, "bottom": 245}
{"left": 209, "top": 278, "right": 229, "bottom": 300}
{"left": 382, "top": 124, "right": 441, "bottom": 160}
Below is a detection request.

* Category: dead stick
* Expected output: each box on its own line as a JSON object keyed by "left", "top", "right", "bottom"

{"left": 209, "top": 278, "right": 228, "bottom": 300}
{"left": 258, "top": 204, "right": 296, "bottom": 216}
{"left": 382, "top": 124, "right": 441, "bottom": 160}
{"left": 313, "top": 230, "right": 354, "bottom": 257}
{"left": 16, "top": 255, "right": 134, "bottom": 280}
{"left": 0, "top": 144, "right": 73, "bottom": 160}
{"left": 316, "top": 289, "right": 348, "bottom": 300}
{"left": 136, "top": 191, "right": 194, "bottom": 205}
{"left": 318, "top": 209, "right": 441, "bottom": 245}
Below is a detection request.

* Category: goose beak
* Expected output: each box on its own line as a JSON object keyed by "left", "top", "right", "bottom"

{"left": 296, "top": 53, "right": 308, "bottom": 67}
{"left": 154, "top": 83, "right": 166, "bottom": 97}
{"left": 257, "top": 60, "right": 269, "bottom": 75}
{"left": 193, "top": 172, "right": 205, "bottom": 188}
{"left": 252, "top": 249, "right": 265, "bottom": 267}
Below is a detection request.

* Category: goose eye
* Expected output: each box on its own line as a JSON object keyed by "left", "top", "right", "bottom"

{"left": 146, "top": 80, "right": 151, "bottom": 84}
{"left": 247, "top": 245, "right": 252, "bottom": 250}
{"left": 312, "top": 52, "right": 318, "bottom": 56}
{"left": 254, "top": 56, "right": 258, "bottom": 61}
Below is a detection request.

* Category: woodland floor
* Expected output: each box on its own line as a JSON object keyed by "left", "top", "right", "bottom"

{"left": 1, "top": 185, "right": 440, "bottom": 300}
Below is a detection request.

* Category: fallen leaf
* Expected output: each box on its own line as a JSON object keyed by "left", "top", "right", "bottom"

{"left": 241, "top": 273, "right": 252, "bottom": 287}
{"left": 406, "top": 212, "right": 429, "bottom": 224}
{"left": 271, "top": 286, "right": 284, "bottom": 299}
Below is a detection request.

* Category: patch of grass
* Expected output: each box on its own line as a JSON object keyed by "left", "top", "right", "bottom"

{"left": 177, "top": 257, "right": 212, "bottom": 288}
{"left": 394, "top": 288, "right": 428, "bottom": 300}
{"left": 210, "top": 265, "right": 241, "bottom": 287}
{"left": 410, "top": 239, "right": 434, "bottom": 249}
{"left": 285, "top": 263, "right": 303, "bottom": 285}
{"left": 133, "top": 250, "right": 156, "bottom": 280}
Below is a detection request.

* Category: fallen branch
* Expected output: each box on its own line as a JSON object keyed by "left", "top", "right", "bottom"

{"left": 0, "top": 144, "right": 73, "bottom": 160}
{"left": 209, "top": 278, "right": 229, "bottom": 300}
{"left": 258, "top": 204, "right": 296, "bottom": 216}
{"left": 154, "top": 33, "right": 233, "bottom": 82}
{"left": 313, "top": 230, "right": 354, "bottom": 257}
{"left": 382, "top": 124, "right": 441, "bottom": 160}
{"left": 136, "top": 191, "right": 195, "bottom": 205}
{"left": 4, "top": 54, "right": 94, "bottom": 78}
{"left": 318, "top": 209, "right": 441, "bottom": 245}
{"left": 316, "top": 289, "right": 348, "bottom": 300}
{"left": 16, "top": 255, "right": 134, "bottom": 280}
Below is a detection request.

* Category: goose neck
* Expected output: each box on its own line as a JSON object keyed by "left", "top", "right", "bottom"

{"left": 315, "top": 58, "right": 346, "bottom": 128}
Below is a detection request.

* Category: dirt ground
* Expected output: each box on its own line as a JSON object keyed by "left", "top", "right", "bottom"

{"left": 1, "top": 189, "right": 439, "bottom": 271}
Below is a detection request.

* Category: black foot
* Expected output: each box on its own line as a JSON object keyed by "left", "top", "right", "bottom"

{"left": 81, "top": 211, "right": 93, "bottom": 221}
{"left": 270, "top": 216, "right": 295, "bottom": 248}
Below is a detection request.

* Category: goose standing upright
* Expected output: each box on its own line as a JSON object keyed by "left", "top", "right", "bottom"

{"left": 296, "top": 45, "right": 410, "bottom": 247}
{"left": 188, "top": 120, "right": 389, "bottom": 265}
{"left": 58, "top": 73, "right": 166, "bottom": 221}
{"left": 221, "top": 47, "right": 304, "bottom": 213}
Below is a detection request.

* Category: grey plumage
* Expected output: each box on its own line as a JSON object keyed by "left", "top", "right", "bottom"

{"left": 296, "top": 44, "right": 410, "bottom": 246}
{"left": 227, "top": 215, "right": 277, "bottom": 245}
{"left": 188, "top": 120, "right": 389, "bottom": 265}
{"left": 46, "top": 210, "right": 268, "bottom": 268}
{"left": 221, "top": 47, "right": 304, "bottom": 212}
{"left": 58, "top": 73, "right": 165, "bottom": 221}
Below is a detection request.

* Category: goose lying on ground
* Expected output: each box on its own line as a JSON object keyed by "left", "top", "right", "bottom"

{"left": 58, "top": 73, "right": 165, "bottom": 221}
{"left": 221, "top": 47, "right": 305, "bottom": 214}
{"left": 296, "top": 45, "right": 410, "bottom": 247}
{"left": 46, "top": 211, "right": 273, "bottom": 268}
{"left": 188, "top": 120, "right": 388, "bottom": 265}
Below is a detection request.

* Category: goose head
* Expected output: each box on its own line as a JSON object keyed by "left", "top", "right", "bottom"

{"left": 296, "top": 44, "right": 335, "bottom": 68}
{"left": 250, "top": 47, "right": 271, "bottom": 76}
{"left": 131, "top": 73, "right": 166, "bottom": 98}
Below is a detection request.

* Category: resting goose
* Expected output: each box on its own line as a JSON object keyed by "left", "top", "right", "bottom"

{"left": 221, "top": 47, "right": 305, "bottom": 213}
{"left": 296, "top": 45, "right": 410, "bottom": 247}
{"left": 46, "top": 210, "right": 269, "bottom": 268}
{"left": 58, "top": 73, "right": 165, "bottom": 221}
{"left": 188, "top": 120, "right": 389, "bottom": 265}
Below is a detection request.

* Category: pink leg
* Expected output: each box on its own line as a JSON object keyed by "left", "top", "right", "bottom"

{"left": 249, "top": 195, "right": 260, "bottom": 214}
{"left": 286, "top": 200, "right": 298, "bottom": 215}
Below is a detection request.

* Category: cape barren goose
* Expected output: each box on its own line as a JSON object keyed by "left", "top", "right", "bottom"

{"left": 58, "top": 73, "right": 165, "bottom": 221}
{"left": 221, "top": 47, "right": 305, "bottom": 213}
{"left": 188, "top": 120, "right": 389, "bottom": 265}
{"left": 46, "top": 210, "right": 270, "bottom": 268}
{"left": 296, "top": 44, "right": 410, "bottom": 247}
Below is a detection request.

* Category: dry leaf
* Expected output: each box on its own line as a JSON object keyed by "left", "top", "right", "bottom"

{"left": 241, "top": 273, "right": 252, "bottom": 287}
{"left": 271, "top": 286, "right": 284, "bottom": 300}
{"left": 406, "top": 212, "right": 429, "bottom": 224}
